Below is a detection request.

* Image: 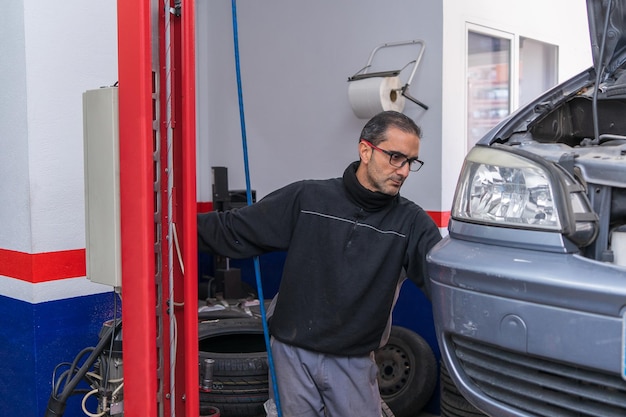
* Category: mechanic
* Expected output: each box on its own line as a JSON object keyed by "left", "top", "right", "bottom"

{"left": 197, "top": 110, "right": 442, "bottom": 417}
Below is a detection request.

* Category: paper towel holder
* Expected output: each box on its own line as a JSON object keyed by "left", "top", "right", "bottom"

{"left": 348, "top": 39, "right": 428, "bottom": 111}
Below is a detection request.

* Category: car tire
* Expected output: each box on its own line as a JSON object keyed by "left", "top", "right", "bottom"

{"left": 199, "top": 318, "right": 269, "bottom": 417}
{"left": 439, "top": 361, "right": 487, "bottom": 417}
{"left": 375, "top": 325, "right": 437, "bottom": 417}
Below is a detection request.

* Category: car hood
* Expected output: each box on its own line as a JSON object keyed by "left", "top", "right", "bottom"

{"left": 587, "top": 0, "right": 626, "bottom": 77}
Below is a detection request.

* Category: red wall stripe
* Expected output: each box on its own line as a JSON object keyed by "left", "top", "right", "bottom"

{"left": 427, "top": 210, "right": 451, "bottom": 228}
{"left": 0, "top": 209, "right": 447, "bottom": 284}
{"left": 0, "top": 248, "right": 86, "bottom": 283}
{"left": 197, "top": 201, "right": 213, "bottom": 213}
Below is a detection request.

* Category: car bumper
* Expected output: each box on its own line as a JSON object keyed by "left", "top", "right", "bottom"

{"left": 427, "top": 234, "right": 626, "bottom": 417}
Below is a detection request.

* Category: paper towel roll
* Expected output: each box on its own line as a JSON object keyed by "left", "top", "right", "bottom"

{"left": 348, "top": 76, "right": 406, "bottom": 119}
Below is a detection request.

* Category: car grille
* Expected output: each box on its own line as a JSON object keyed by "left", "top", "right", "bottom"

{"left": 450, "top": 335, "right": 626, "bottom": 417}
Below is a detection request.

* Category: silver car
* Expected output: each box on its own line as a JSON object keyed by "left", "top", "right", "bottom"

{"left": 427, "top": 0, "right": 626, "bottom": 416}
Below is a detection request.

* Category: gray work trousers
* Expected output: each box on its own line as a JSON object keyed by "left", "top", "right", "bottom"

{"left": 268, "top": 337, "right": 381, "bottom": 417}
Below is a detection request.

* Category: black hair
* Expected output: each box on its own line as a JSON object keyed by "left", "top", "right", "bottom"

{"left": 359, "top": 111, "right": 422, "bottom": 145}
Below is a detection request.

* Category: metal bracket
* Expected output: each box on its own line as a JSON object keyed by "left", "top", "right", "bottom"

{"left": 348, "top": 39, "right": 428, "bottom": 110}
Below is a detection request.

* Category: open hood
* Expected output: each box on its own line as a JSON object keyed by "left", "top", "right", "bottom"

{"left": 587, "top": 0, "right": 626, "bottom": 78}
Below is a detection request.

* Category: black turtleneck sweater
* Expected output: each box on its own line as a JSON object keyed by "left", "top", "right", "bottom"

{"left": 197, "top": 161, "right": 442, "bottom": 355}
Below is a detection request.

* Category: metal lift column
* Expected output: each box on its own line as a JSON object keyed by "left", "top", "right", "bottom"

{"left": 117, "top": 1, "right": 198, "bottom": 416}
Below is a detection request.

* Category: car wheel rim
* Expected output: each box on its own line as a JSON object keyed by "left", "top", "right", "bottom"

{"left": 376, "top": 344, "right": 411, "bottom": 397}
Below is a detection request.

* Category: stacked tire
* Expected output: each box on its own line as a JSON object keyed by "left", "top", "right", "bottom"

{"left": 199, "top": 317, "right": 269, "bottom": 417}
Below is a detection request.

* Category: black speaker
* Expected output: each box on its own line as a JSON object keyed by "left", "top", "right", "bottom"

{"left": 211, "top": 166, "right": 229, "bottom": 203}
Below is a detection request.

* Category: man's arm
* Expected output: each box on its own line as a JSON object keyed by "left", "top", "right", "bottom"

{"left": 406, "top": 210, "right": 443, "bottom": 300}
{"left": 197, "top": 182, "right": 301, "bottom": 258}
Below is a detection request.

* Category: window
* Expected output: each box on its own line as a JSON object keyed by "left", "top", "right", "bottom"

{"left": 467, "top": 30, "right": 511, "bottom": 148}
{"left": 467, "top": 27, "right": 558, "bottom": 148}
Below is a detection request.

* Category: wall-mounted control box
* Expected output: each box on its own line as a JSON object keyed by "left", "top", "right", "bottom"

{"left": 83, "top": 87, "right": 121, "bottom": 288}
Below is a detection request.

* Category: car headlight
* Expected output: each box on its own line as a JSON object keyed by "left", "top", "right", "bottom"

{"left": 452, "top": 146, "right": 598, "bottom": 247}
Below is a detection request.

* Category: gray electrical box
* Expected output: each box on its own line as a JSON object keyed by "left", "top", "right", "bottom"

{"left": 83, "top": 87, "right": 121, "bottom": 288}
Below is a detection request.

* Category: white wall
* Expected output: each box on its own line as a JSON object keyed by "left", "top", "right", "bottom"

{"left": 196, "top": 0, "right": 445, "bottom": 210}
{"left": 0, "top": 1, "right": 118, "bottom": 254}
{"left": 0, "top": 3, "right": 30, "bottom": 252}
{"left": 0, "top": 1, "right": 117, "bottom": 304}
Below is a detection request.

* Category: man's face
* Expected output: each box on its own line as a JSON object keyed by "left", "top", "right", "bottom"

{"left": 356, "top": 127, "right": 421, "bottom": 195}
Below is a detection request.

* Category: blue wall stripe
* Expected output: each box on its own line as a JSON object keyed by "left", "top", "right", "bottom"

{"left": 0, "top": 292, "right": 118, "bottom": 417}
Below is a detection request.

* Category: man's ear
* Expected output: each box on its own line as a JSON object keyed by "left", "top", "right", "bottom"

{"left": 358, "top": 141, "right": 371, "bottom": 163}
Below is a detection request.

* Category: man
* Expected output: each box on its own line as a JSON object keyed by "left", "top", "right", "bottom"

{"left": 197, "top": 110, "right": 442, "bottom": 417}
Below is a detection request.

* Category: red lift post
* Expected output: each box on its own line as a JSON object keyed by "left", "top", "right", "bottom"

{"left": 117, "top": 1, "right": 198, "bottom": 416}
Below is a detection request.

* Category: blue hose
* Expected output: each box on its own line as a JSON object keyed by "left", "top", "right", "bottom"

{"left": 230, "top": 1, "right": 283, "bottom": 416}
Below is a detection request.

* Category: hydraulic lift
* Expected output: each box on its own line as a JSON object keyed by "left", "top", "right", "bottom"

{"left": 117, "top": 1, "right": 198, "bottom": 416}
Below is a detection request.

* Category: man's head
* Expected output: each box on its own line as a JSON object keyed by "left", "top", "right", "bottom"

{"left": 356, "top": 111, "right": 423, "bottom": 196}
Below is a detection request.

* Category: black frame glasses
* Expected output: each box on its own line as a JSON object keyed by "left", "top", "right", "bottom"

{"left": 360, "top": 139, "right": 424, "bottom": 172}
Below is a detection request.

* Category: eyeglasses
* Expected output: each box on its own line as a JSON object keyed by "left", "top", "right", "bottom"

{"left": 360, "top": 139, "right": 424, "bottom": 172}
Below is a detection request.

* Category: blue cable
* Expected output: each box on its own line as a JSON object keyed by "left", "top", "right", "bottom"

{"left": 230, "top": 1, "right": 283, "bottom": 416}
